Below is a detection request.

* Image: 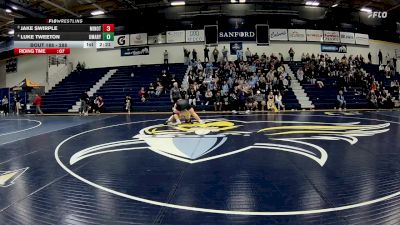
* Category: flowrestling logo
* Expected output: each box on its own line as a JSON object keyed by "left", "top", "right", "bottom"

{"left": 368, "top": 11, "right": 388, "bottom": 19}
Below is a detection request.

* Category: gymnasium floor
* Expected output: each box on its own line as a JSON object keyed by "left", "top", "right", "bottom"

{"left": 1, "top": 111, "right": 400, "bottom": 225}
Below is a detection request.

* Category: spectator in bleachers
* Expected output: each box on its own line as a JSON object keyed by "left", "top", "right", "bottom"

{"left": 160, "top": 70, "right": 169, "bottom": 89}
{"left": 163, "top": 50, "right": 169, "bottom": 64}
{"left": 279, "top": 53, "right": 284, "bottom": 63}
{"left": 88, "top": 96, "right": 96, "bottom": 113}
{"left": 222, "top": 92, "right": 230, "bottom": 111}
{"left": 96, "top": 96, "right": 104, "bottom": 113}
{"left": 316, "top": 79, "right": 324, "bottom": 89}
{"left": 76, "top": 61, "right": 82, "bottom": 71}
{"left": 378, "top": 90, "right": 388, "bottom": 108}
{"left": 266, "top": 91, "right": 275, "bottom": 111}
{"left": 170, "top": 74, "right": 177, "bottom": 88}
{"left": 378, "top": 50, "right": 383, "bottom": 65}
{"left": 148, "top": 83, "right": 155, "bottom": 97}
{"left": 297, "top": 67, "right": 304, "bottom": 82}
{"left": 192, "top": 49, "right": 198, "bottom": 61}
{"left": 170, "top": 82, "right": 182, "bottom": 103}
{"left": 245, "top": 94, "right": 256, "bottom": 113}
{"left": 138, "top": 87, "right": 147, "bottom": 103}
{"left": 125, "top": 95, "right": 131, "bottom": 113}
{"left": 181, "top": 47, "right": 295, "bottom": 112}
{"left": 197, "top": 60, "right": 203, "bottom": 71}
{"left": 91, "top": 96, "right": 101, "bottom": 113}
{"left": 288, "top": 47, "right": 295, "bottom": 61}
{"left": 222, "top": 46, "right": 228, "bottom": 62}
{"left": 213, "top": 91, "right": 223, "bottom": 111}
{"left": 155, "top": 82, "right": 164, "bottom": 97}
{"left": 337, "top": 90, "right": 346, "bottom": 110}
{"left": 379, "top": 64, "right": 385, "bottom": 72}
{"left": 385, "top": 64, "right": 392, "bottom": 77}
{"left": 79, "top": 92, "right": 89, "bottom": 116}
{"left": 213, "top": 47, "right": 219, "bottom": 62}
{"left": 245, "top": 48, "right": 252, "bottom": 62}
{"left": 254, "top": 90, "right": 266, "bottom": 111}
{"left": 188, "top": 88, "right": 197, "bottom": 106}
{"left": 204, "top": 89, "right": 213, "bottom": 106}
{"left": 275, "top": 92, "right": 285, "bottom": 111}
{"left": 204, "top": 46, "right": 210, "bottom": 62}
{"left": 368, "top": 52, "right": 372, "bottom": 64}
{"left": 183, "top": 48, "right": 190, "bottom": 65}
{"left": 301, "top": 53, "right": 306, "bottom": 62}
{"left": 2, "top": 96, "right": 9, "bottom": 115}
{"left": 385, "top": 53, "right": 390, "bottom": 65}
{"left": 236, "top": 48, "right": 243, "bottom": 61}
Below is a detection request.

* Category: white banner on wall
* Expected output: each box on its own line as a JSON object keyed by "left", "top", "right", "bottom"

{"left": 270, "top": 29, "right": 288, "bottom": 41}
{"left": 288, "top": 29, "right": 306, "bottom": 41}
{"left": 323, "top": 31, "right": 340, "bottom": 43}
{"left": 114, "top": 35, "right": 129, "bottom": 47}
{"left": 306, "top": 30, "right": 323, "bottom": 42}
{"left": 355, "top": 33, "right": 369, "bottom": 45}
{"left": 185, "top": 30, "right": 204, "bottom": 42}
{"left": 148, "top": 34, "right": 166, "bottom": 45}
{"left": 166, "top": 30, "right": 185, "bottom": 43}
{"left": 129, "top": 33, "right": 148, "bottom": 46}
{"left": 340, "top": 32, "right": 355, "bottom": 44}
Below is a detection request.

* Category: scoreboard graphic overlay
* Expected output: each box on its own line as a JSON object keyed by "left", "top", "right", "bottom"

{"left": 13, "top": 19, "right": 115, "bottom": 55}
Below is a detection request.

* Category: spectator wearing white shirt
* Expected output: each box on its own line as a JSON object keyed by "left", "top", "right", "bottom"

{"left": 245, "top": 48, "right": 252, "bottom": 62}
{"left": 275, "top": 92, "right": 285, "bottom": 111}
{"left": 297, "top": 68, "right": 304, "bottom": 82}
{"left": 337, "top": 90, "right": 346, "bottom": 110}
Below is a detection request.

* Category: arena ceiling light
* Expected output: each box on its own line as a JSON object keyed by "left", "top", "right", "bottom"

{"left": 239, "top": 0, "right": 246, "bottom": 3}
{"left": 8, "top": 29, "right": 14, "bottom": 35}
{"left": 11, "top": 6, "right": 18, "bottom": 10}
{"left": 332, "top": 3, "right": 338, "bottom": 7}
{"left": 305, "top": 1, "right": 320, "bottom": 6}
{"left": 5, "top": 9, "right": 12, "bottom": 13}
{"left": 360, "top": 7, "right": 372, "bottom": 13}
{"left": 91, "top": 10, "right": 105, "bottom": 16}
{"left": 171, "top": 1, "right": 186, "bottom": 6}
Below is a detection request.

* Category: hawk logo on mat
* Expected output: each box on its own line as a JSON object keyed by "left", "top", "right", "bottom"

{"left": 69, "top": 120, "right": 389, "bottom": 167}
{"left": 0, "top": 167, "right": 29, "bottom": 187}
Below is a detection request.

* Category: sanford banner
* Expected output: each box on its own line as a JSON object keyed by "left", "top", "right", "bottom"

{"left": 121, "top": 46, "right": 150, "bottom": 56}
{"left": 219, "top": 29, "right": 256, "bottom": 42}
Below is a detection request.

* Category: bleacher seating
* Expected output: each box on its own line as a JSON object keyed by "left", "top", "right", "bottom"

{"left": 41, "top": 68, "right": 111, "bottom": 113}
{"left": 282, "top": 89, "right": 301, "bottom": 110}
{"left": 288, "top": 61, "right": 369, "bottom": 109}
{"left": 362, "top": 64, "right": 400, "bottom": 88}
{"left": 96, "top": 64, "right": 187, "bottom": 112}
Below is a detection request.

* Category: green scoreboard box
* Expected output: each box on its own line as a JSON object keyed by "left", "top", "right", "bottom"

{"left": 102, "top": 32, "right": 114, "bottom": 41}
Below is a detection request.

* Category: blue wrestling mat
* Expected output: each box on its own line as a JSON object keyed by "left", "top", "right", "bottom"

{"left": 1, "top": 111, "right": 400, "bottom": 225}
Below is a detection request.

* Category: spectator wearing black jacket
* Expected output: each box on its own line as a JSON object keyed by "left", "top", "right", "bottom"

{"left": 79, "top": 92, "right": 89, "bottom": 115}
{"left": 204, "top": 46, "right": 210, "bottom": 62}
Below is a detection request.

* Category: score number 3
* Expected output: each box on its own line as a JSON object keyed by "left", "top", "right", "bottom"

{"left": 102, "top": 24, "right": 114, "bottom": 32}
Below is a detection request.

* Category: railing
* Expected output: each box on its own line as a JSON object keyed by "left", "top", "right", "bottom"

{"left": 48, "top": 55, "right": 68, "bottom": 66}
{"left": 46, "top": 62, "right": 73, "bottom": 92}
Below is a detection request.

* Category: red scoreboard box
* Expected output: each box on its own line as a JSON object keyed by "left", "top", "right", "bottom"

{"left": 102, "top": 24, "right": 114, "bottom": 32}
